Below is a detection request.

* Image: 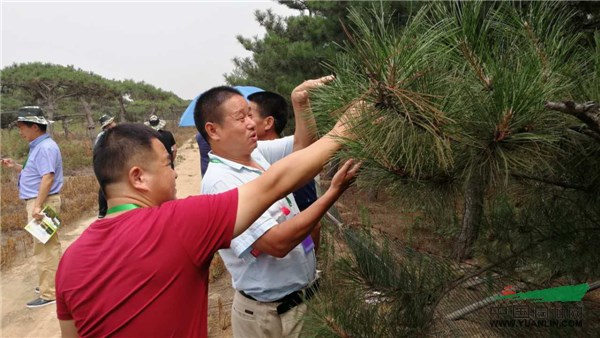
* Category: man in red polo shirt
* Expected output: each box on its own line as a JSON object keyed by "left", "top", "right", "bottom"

{"left": 56, "top": 100, "right": 359, "bottom": 337}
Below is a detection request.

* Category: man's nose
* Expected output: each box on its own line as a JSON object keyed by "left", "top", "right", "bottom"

{"left": 245, "top": 116, "right": 256, "bottom": 129}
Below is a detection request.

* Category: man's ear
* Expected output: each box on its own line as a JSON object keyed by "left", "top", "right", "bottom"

{"left": 264, "top": 116, "right": 275, "bottom": 132}
{"left": 129, "top": 165, "right": 150, "bottom": 192}
{"left": 205, "top": 122, "right": 219, "bottom": 142}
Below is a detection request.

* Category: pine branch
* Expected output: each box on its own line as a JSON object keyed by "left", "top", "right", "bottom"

{"left": 545, "top": 100, "right": 600, "bottom": 137}
{"left": 324, "top": 316, "right": 352, "bottom": 338}
{"left": 493, "top": 109, "right": 514, "bottom": 142}
{"left": 457, "top": 39, "right": 492, "bottom": 90}
{"left": 523, "top": 20, "right": 549, "bottom": 75}
{"left": 569, "top": 125, "right": 600, "bottom": 143}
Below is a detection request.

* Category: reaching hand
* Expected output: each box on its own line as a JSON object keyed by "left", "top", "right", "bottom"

{"left": 331, "top": 100, "right": 369, "bottom": 139}
{"left": 329, "top": 159, "right": 362, "bottom": 194}
{"left": 291, "top": 75, "right": 335, "bottom": 105}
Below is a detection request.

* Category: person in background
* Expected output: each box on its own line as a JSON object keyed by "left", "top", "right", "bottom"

{"left": 248, "top": 90, "right": 322, "bottom": 250}
{"left": 199, "top": 76, "right": 346, "bottom": 338}
{"left": 145, "top": 115, "right": 177, "bottom": 168}
{"left": 1, "top": 106, "right": 64, "bottom": 308}
{"left": 196, "top": 132, "right": 211, "bottom": 176}
{"left": 95, "top": 114, "right": 116, "bottom": 145}
{"left": 94, "top": 114, "right": 117, "bottom": 219}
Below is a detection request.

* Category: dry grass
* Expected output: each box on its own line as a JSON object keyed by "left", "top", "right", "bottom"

{"left": 1, "top": 173, "right": 97, "bottom": 269}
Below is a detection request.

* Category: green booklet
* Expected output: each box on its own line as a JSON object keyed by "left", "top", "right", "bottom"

{"left": 24, "top": 205, "right": 61, "bottom": 244}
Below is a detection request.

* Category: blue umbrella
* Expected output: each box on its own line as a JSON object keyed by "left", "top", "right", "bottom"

{"left": 178, "top": 86, "right": 264, "bottom": 127}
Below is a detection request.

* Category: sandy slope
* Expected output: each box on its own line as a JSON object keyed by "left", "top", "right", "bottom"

{"left": 0, "top": 137, "right": 233, "bottom": 337}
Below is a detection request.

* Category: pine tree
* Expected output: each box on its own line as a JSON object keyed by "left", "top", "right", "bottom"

{"left": 225, "top": 1, "right": 422, "bottom": 96}
{"left": 305, "top": 1, "right": 599, "bottom": 336}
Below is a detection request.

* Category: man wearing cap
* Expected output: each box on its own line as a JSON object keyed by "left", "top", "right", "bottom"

{"left": 95, "top": 114, "right": 116, "bottom": 146}
{"left": 94, "top": 115, "right": 117, "bottom": 219}
{"left": 1, "top": 106, "right": 64, "bottom": 308}
{"left": 145, "top": 115, "right": 177, "bottom": 168}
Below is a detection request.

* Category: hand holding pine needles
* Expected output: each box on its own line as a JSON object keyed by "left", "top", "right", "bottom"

{"left": 330, "top": 159, "right": 362, "bottom": 194}
{"left": 329, "top": 100, "right": 370, "bottom": 140}
{"left": 291, "top": 75, "right": 336, "bottom": 105}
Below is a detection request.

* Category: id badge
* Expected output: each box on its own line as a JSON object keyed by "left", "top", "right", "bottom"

{"left": 301, "top": 236, "right": 315, "bottom": 254}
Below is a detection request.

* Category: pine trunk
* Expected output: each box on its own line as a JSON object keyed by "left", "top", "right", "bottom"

{"left": 45, "top": 99, "right": 56, "bottom": 137}
{"left": 80, "top": 98, "right": 96, "bottom": 145}
{"left": 118, "top": 97, "right": 127, "bottom": 122}
{"left": 453, "top": 168, "right": 485, "bottom": 260}
{"left": 61, "top": 118, "right": 71, "bottom": 140}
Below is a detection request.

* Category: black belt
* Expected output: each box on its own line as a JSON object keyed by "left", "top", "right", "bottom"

{"left": 239, "top": 279, "right": 321, "bottom": 315}
{"left": 25, "top": 193, "right": 59, "bottom": 201}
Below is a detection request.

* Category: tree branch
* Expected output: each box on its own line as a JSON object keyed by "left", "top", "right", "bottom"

{"left": 545, "top": 100, "right": 600, "bottom": 137}
{"left": 569, "top": 125, "right": 600, "bottom": 143}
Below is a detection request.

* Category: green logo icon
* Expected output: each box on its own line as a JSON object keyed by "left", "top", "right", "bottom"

{"left": 496, "top": 283, "right": 589, "bottom": 303}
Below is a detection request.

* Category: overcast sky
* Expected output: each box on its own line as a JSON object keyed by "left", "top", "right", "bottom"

{"left": 1, "top": 1, "right": 298, "bottom": 100}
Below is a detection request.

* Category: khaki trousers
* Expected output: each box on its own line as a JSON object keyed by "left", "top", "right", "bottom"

{"left": 26, "top": 194, "right": 62, "bottom": 301}
{"left": 231, "top": 291, "right": 307, "bottom": 338}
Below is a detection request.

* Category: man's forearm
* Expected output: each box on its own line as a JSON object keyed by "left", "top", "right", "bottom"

{"left": 235, "top": 133, "right": 341, "bottom": 237}
{"left": 234, "top": 109, "right": 353, "bottom": 237}
{"left": 292, "top": 100, "right": 317, "bottom": 151}
{"left": 34, "top": 174, "right": 55, "bottom": 209}
{"left": 291, "top": 75, "right": 335, "bottom": 151}
{"left": 261, "top": 117, "right": 350, "bottom": 198}
{"left": 254, "top": 188, "right": 340, "bottom": 257}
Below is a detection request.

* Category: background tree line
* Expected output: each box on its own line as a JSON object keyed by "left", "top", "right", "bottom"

{"left": 1, "top": 62, "right": 186, "bottom": 142}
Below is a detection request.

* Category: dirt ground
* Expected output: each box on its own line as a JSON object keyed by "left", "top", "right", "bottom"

{"left": 0, "top": 138, "right": 234, "bottom": 338}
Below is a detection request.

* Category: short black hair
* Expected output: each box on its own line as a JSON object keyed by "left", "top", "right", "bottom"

{"left": 194, "top": 86, "right": 243, "bottom": 141}
{"left": 93, "top": 123, "right": 160, "bottom": 192}
{"left": 247, "top": 91, "right": 289, "bottom": 136}
{"left": 20, "top": 122, "right": 47, "bottom": 132}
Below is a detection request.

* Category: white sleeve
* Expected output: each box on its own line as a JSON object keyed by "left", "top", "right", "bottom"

{"left": 257, "top": 136, "right": 294, "bottom": 164}
{"left": 201, "top": 173, "right": 278, "bottom": 258}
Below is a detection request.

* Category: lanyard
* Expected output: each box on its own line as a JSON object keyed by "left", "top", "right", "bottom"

{"left": 106, "top": 203, "right": 140, "bottom": 215}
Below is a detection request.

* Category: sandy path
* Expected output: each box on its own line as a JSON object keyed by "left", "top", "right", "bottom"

{"left": 0, "top": 137, "right": 233, "bottom": 337}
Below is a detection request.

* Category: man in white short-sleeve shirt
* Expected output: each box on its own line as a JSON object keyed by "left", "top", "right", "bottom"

{"left": 197, "top": 77, "right": 355, "bottom": 338}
